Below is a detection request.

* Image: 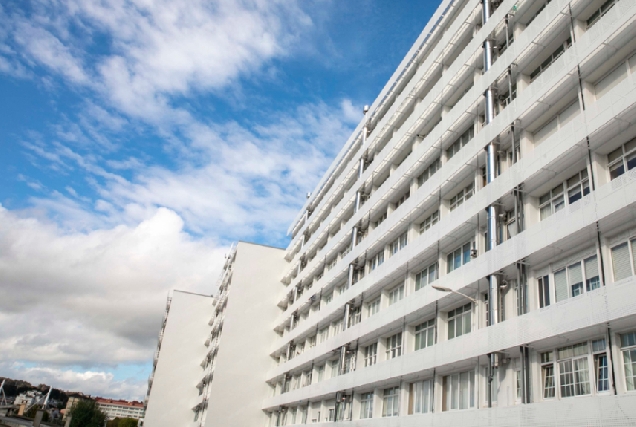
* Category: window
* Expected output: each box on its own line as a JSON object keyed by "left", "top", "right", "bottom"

{"left": 539, "top": 169, "right": 589, "bottom": 220}
{"left": 609, "top": 139, "right": 636, "bottom": 180}
{"left": 348, "top": 306, "right": 361, "bottom": 327}
{"left": 394, "top": 189, "right": 410, "bottom": 209}
{"left": 414, "top": 319, "right": 435, "bottom": 350}
{"left": 447, "top": 241, "right": 472, "bottom": 273}
{"left": 324, "top": 292, "right": 333, "bottom": 305}
{"left": 364, "top": 343, "right": 378, "bottom": 367}
{"left": 448, "top": 303, "right": 471, "bottom": 340}
{"left": 360, "top": 392, "right": 374, "bottom": 419}
{"left": 418, "top": 157, "right": 441, "bottom": 186}
{"left": 415, "top": 262, "right": 438, "bottom": 290}
{"left": 587, "top": 0, "right": 616, "bottom": 28}
{"left": 538, "top": 275, "right": 550, "bottom": 308}
{"left": 557, "top": 343, "right": 591, "bottom": 397}
{"left": 610, "top": 238, "right": 636, "bottom": 281}
{"left": 388, "top": 284, "right": 404, "bottom": 305}
{"left": 592, "top": 339, "right": 609, "bottom": 393}
{"left": 446, "top": 127, "right": 474, "bottom": 160}
{"left": 319, "top": 326, "right": 330, "bottom": 343}
{"left": 621, "top": 331, "right": 636, "bottom": 390}
{"left": 541, "top": 351, "right": 556, "bottom": 398}
{"left": 370, "top": 250, "right": 385, "bottom": 271}
{"left": 386, "top": 333, "right": 402, "bottom": 360}
{"left": 390, "top": 231, "right": 408, "bottom": 255}
{"left": 382, "top": 387, "right": 400, "bottom": 417}
{"left": 330, "top": 360, "right": 339, "bottom": 378}
{"left": 419, "top": 210, "right": 439, "bottom": 233}
{"left": 443, "top": 370, "right": 475, "bottom": 411}
{"left": 412, "top": 380, "right": 432, "bottom": 414}
{"left": 317, "top": 365, "right": 325, "bottom": 382}
{"left": 554, "top": 255, "right": 602, "bottom": 302}
{"left": 530, "top": 37, "right": 572, "bottom": 81}
{"left": 373, "top": 210, "right": 388, "bottom": 228}
{"left": 367, "top": 298, "right": 380, "bottom": 317}
{"left": 449, "top": 183, "right": 474, "bottom": 211}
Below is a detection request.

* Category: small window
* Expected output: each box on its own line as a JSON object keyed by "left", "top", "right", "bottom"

{"left": 412, "top": 380, "right": 433, "bottom": 414}
{"left": 446, "top": 127, "right": 474, "bottom": 160}
{"left": 447, "top": 241, "right": 473, "bottom": 273}
{"left": 621, "top": 331, "right": 636, "bottom": 391}
{"left": 415, "top": 262, "right": 438, "bottom": 291}
{"left": 414, "top": 319, "right": 435, "bottom": 350}
{"left": 450, "top": 183, "right": 474, "bottom": 211}
{"left": 386, "top": 333, "right": 403, "bottom": 360}
{"left": 539, "top": 169, "right": 588, "bottom": 220}
{"left": 418, "top": 157, "right": 441, "bottom": 186}
{"left": 370, "top": 250, "right": 385, "bottom": 271}
{"left": 448, "top": 303, "right": 472, "bottom": 340}
{"left": 608, "top": 138, "right": 636, "bottom": 180}
{"left": 442, "top": 370, "right": 475, "bottom": 411}
{"left": 360, "top": 392, "right": 374, "bottom": 419}
{"left": 419, "top": 210, "right": 439, "bottom": 233}
{"left": 367, "top": 298, "right": 380, "bottom": 317}
{"left": 611, "top": 240, "right": 635, "bottom": 281}
{"left": 390, "top": 231, "right": 408, "bottom": 255}
{"left": 382, "top": 387, "right": 400, "bottom": 417}
{"left": 364, "top": 343, "right": 378, "bottom": 367}
{"left": 538, "top": 275, "right": 550, "bottom": 308}
{"left": 388, "top": 284, "right": 405, "bottom": 305}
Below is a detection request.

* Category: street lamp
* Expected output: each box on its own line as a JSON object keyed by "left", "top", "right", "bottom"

{"left": 431, "top": 285, "right": 478, "bottom": 304}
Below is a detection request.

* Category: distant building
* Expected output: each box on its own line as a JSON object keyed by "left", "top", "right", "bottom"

{"left": 13, "top": 390, "right": 43, "bottom": 407}
{"left": 96, "top": 397, "right": 145, "bottom": 420}
{"left": 63, "top": 393, "right": 89, "bottom": 420}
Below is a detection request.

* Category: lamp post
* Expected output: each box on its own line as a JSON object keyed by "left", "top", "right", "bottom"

{"left": 431, "top": 285, "right": 478, "bottom": 304}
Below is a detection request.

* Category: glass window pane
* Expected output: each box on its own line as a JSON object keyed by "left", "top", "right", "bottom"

{"left": 624, "top": 349, "right": 636, "bottom": 391}
{"left": 559, "top": 360, "right": 575, "bottom": 397}
{"left": 568, "top": 263, "right": 584, "bottom": 297}
{"left": 584, "top": 256, "right": 601, "bottom": 291}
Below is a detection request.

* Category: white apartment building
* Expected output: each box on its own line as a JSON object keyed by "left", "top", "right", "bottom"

{"left": 96, "top": 397, "right": 144, "bottom": 420}
{"left": 145, "top": 0, "right": 636, "bottom": 426}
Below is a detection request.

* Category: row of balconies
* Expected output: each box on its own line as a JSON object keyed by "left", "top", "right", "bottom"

{"left": 276, "top": 0, "right": 636, "bottom": 333}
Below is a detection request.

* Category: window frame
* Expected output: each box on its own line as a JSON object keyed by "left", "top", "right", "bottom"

{"left": 386, "top": 332, "right": 403, "bottom": 360}
{"left": 447, "top": 303, "right": 472, "bottom": 340}
{"left": 539, "top": 168, "right": 589, "bottom": 221}
{"left": 414, "top": 319, "right": 435, "bottom": 350}
{"left": 415, "top": 262, "right": 438, "bottom": 291}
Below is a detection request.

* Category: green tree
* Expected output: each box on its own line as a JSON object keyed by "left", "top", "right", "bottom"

{"left": 68, "top": 400, "right": 106, "bottom": 427}
{"left": 106, "top": 417, "right": 138, "bottom": 427}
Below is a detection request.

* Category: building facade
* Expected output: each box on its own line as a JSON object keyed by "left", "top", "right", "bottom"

{"left": 96, "top": 397, "right": 144, "bottom": 420}
{"left": 146, "top": 0, "right": 636, "bottom": 426}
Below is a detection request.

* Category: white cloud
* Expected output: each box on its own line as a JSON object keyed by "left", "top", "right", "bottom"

{"left": 1, "top": 0, "right": 312, "bottom": 123}
{"left": 0, "top": 206, "right": 225, "bottom": 370}
{"left": 0, "top": 362, "right": 146, "bottom": 400}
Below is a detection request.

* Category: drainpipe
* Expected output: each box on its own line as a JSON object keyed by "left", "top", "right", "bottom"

{"left": 355, "top": 106, "right": 370, "bottom": 213}
{"left": 483, "top": 0, "right": 499, "bottom": 409}
{"left": 483, "top": 0, "right": 499, "bottom": 330}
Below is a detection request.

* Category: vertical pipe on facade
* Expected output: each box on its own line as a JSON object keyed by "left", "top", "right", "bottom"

{"left": 483, "top": 0, "right": 498, "bottom": 409}
{"left": 483, "top": 0, "right": 499, "bottom": 329}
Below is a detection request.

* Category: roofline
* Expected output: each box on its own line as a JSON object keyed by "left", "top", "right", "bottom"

{"left": 287, "top": 0, "right": 457, "bottom": 236}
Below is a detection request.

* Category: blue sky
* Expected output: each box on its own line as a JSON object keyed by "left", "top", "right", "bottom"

{"left": 0, "top": 0, "right": 437, "bottom": 399}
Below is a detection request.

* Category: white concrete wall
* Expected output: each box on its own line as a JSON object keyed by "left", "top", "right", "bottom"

{"left": 144, "top": 291, "right": 214, "bottom": 427}
{"left": 204, "top": 242, "right": 287, "bottom": 427}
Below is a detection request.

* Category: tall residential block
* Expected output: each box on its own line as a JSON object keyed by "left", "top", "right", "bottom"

{"left": 145, "top": 0, "right": 636, "bottom": 426}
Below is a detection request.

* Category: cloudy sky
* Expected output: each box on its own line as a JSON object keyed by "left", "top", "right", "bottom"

{"left": 0, "top": 0, "right": 437, "bottom": 400}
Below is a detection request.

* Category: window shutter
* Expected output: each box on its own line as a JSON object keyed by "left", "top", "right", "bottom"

{"left": 568, "top": 263, "right": 583, "bottom": 286}
{"left": 611, "top": 243, "right": 632, "bottom": 281}
{"left": 584, "top": 255, "right": 599, "bottom": 279}
{"left": 555, "top": 269, "right": 568, "bottom": 302}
